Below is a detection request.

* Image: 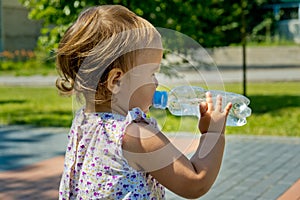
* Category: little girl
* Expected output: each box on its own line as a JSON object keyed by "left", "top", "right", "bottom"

{"left": 56, "top": 5, "right": 232, "bottom": 200}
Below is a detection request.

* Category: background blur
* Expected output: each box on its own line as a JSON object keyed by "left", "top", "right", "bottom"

{"left": 0, "top": 0, "right": 299, "bottom": 136}
{"left": 0, "top": 1, "right": 299, "bottom": 200}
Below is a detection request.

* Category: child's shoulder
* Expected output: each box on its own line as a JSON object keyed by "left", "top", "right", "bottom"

{"left": 122, "top": 119, "right": 175, "bottom": 172}
{"left": 124, "top": 120, "right": 169, "bottom": 153}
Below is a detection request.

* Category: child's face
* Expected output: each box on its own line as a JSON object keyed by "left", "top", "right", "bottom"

{"left": 113, "top": 49, "right": 163, "bottom": 113}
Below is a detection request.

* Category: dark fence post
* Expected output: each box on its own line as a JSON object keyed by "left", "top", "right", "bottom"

{"left": 241, "top": 0, "right": 247, "bottom": 96}
{"left": 0, "top": 0, "right": 3, "bottom": 52}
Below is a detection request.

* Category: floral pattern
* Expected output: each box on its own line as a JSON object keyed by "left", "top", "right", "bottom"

{"left": 59, "top": 107, "right": 165, "bottom": 199}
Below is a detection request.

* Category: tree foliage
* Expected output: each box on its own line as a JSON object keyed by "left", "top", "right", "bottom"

{"left": 19, "top": 0, "right": 273, "bottom": 51}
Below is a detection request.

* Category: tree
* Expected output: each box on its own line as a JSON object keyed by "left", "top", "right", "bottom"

{"left": 19, "top": 0, "right": 272, "bottom": 52}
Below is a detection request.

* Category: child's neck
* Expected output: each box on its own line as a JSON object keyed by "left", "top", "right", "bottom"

{"left": 85, "top": 102, "right": 127, "bottom": 116}
{"left": 85, "top": 102, "right": 111, "bottom": 113}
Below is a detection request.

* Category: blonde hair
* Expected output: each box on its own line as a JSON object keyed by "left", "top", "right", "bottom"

{"left": 56, "top": 5, "right": 160, "bottom": 104}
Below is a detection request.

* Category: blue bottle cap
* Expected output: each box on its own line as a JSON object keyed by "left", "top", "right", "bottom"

{"left": 152, "top": 91, "right": 168, "bottom": 109}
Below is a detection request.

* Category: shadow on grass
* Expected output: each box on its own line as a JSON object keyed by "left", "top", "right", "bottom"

{"left": 0, "top": 99, "right": 27, "bottom": 104}
{"left": 248, "top": 95, "right": 300, "bottom": 114}
{"left": 1, "top": 94, "right": 299, "bottom": 131}
{"left": 4, "top": 109, "right": 72, "bottom": 127}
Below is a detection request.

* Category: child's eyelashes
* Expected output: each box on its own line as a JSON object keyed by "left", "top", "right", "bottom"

{"left": 152, "top": 72, "right": 159, "bottom": 78}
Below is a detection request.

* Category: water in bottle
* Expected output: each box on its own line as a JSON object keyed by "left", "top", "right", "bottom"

{"left": 152, "top": 86, "right": 251, "bottom": 126}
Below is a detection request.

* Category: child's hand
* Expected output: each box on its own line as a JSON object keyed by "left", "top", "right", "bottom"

{"left": 198, "top": 92, "right": 232, "bottom": 134}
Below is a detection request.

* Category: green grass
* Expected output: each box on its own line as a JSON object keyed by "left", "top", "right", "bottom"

{"left": 0, "top": 86, "right": 72, "bottom": 127}
{"left": 224, "top": 82, "right": 300, "bottom": 136}
{"left": 0, "top": 82, "right": 299, "bottom": 136}
{"left": 0, "top": 59, "right": 57, "bottom": 76}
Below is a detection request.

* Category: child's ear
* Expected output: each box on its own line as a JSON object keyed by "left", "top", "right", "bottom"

{"left": 107, "top": 68, "right": 124, "bottom": 94}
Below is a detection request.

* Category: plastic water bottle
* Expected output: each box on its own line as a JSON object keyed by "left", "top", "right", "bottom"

{"left": 152, "top": 86, "right": 251, "bottom": 126}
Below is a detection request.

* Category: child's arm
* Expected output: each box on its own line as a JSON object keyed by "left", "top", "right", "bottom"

{"left": 123, "top": 92, "right": 232, "bottom": 199}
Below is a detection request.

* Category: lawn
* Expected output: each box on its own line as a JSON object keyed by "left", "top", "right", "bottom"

{"left": 0, "top": 81, "right": 299, "bottom": 136}
{"left": 0, "top": 87, "right": 72, "bottom": 127}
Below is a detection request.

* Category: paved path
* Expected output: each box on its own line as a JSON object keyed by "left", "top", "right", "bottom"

{"left": 0, "top": 125, "right": 300, "bottom": 200}
{"left": 0, "top": 67, "right": 299, "bottom": 87}
{"left": 157, "top": 67, "right": 300, "bottom": 85}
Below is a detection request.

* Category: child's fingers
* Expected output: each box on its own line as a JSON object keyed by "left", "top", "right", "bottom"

{"left": 224, "top": 102, "right": 233, "bottom": 115}
{"left": 199, "top": 101, "right": 207, "bottom": 115}
{"left": 215, "top": 95, "right": 222, "bottom": 112}
{"left": 206, "top": 92, "right": 214, "bottom": 112}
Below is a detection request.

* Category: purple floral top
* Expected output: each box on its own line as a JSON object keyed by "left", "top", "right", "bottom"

{"left": 59, "top": 107, "right": 165, "bottom": 200}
